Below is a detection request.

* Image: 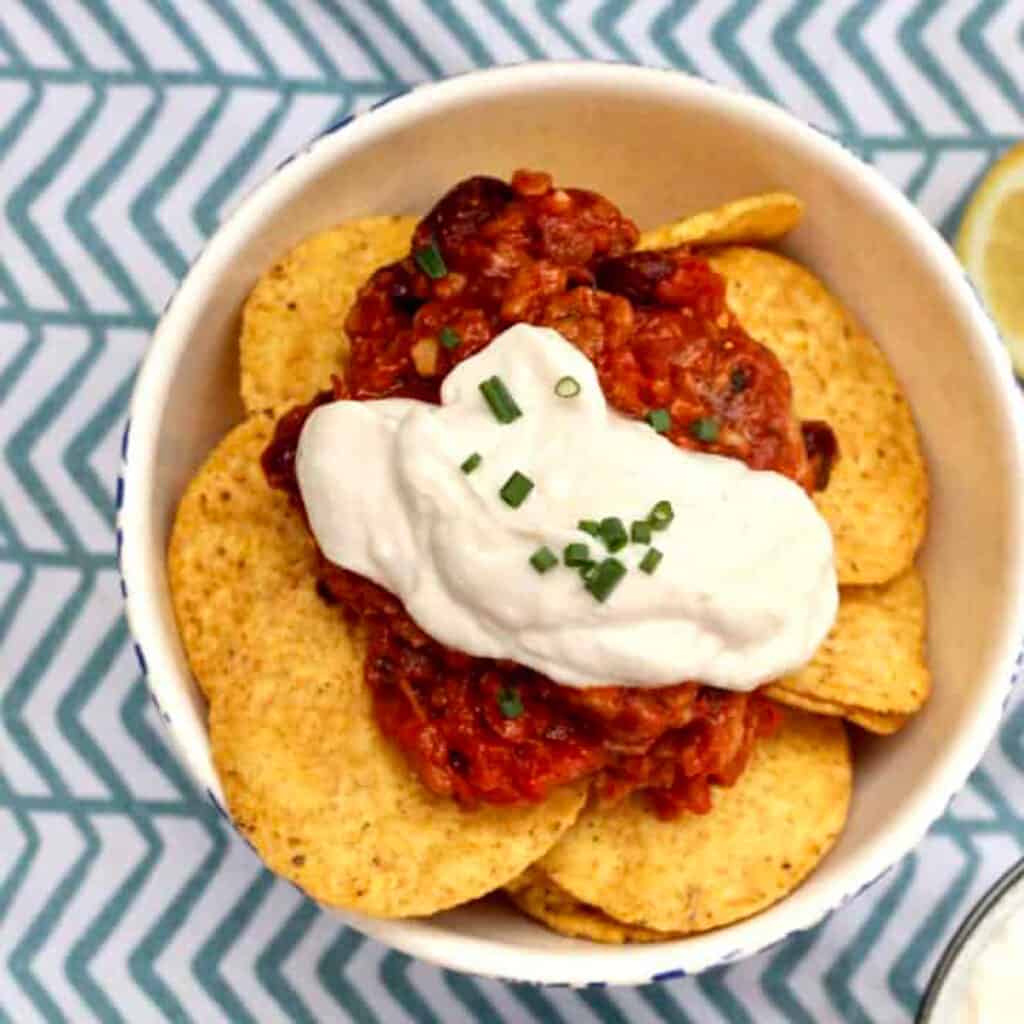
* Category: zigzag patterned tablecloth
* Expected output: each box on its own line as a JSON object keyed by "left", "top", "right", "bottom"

{"left": 1, "top": 2, "right": 1022, "bottom": 1021}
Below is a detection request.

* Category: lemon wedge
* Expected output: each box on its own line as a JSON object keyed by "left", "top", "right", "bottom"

{"left": 956, "top": 143, "right": 1024, "bottom": 376}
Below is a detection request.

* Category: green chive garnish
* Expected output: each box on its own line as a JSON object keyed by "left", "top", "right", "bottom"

{"left": 649, "top": 500, "right": 674, "bottom": 530}
{"left": 554, "top": 375, "right": 581, "bottom": 398}
{"left": 578, "top": 519, "right": 600, "bottom": 536}
{"left": 414, "top": 240, "right": 447, "bottom": 279}
{"left": 691, "top": 416, "right": 720, "bottom": 443}
{"left": 479, "top": 375, "right": 522, "bottom": 423}
{"left": 639, "top": 548, "right": 663, "bottom": 574}
{"left": 497, "top": 685, "right": 524, "bottom": 719}
{"left": 631, "top": 520, "right": 652, "bottom": 544}
{"left": 730, "top": 368, "right": 748, "bottom": 392}
{"left": 646, "top": 408, "right": 671, "bottom": 433}
{"left": 586, "top": 557, "right": 627, "bottom": 602}
{"left": 500, "top": 471, "right": 534, "bottom": 508}
{"left": 564, "top": 542, "right": 590, "bottom": 567}
{"left": 578, "top": 560, "right": 597, "bottom": 580}
{"left": 598, "top": 517, "right": 628, "bottom": 553}
{"left": 439, "top": 326, "right": 461, "bottom": 350}
{"left": 530, "top": 546, "right": 557, "bottom": 573}
{"left": 460, "top": 452, "right": 482, "bottom": 474}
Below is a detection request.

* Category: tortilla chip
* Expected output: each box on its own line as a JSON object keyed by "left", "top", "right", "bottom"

{"left": 240, "top": 216, "right": 417, "bottom": 412}
{"left": 845, "top": 708, "right": 909, "bottom": 735}
{"left": 770, "top": 568, "right": 928, "bottom": 716}
{"left": 539, "top": 710, "right": 850, "bottom": 934}
{"left": 505, "top": 867, "right": 678, "bottom": 943}
{"left": 763, "top": 687, "right": 910, "bottom": 735}
{"left": 639, "top": 192, "right": 804, "bottom": 251}
{"left": 208, "top": 573, "right": 586, "bottom": 918}
{"left": 168, "top": 412, "right": 316, "bottom": 699}
{"left": 708, "top": 246, "right": 927, "bottom": 585}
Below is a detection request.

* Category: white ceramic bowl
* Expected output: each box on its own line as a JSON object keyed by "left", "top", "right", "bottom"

{"left": 118, "top": 62, "right": 1024, "bottom": 986}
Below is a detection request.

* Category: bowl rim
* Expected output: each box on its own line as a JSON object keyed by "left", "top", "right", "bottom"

{"left": 916, "top": 856, "right": 1024, "bottom": 1022}
{"left": 118, "top": 60, "right": 1024, "bottom": 986}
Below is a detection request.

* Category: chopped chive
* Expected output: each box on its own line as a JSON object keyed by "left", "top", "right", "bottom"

{"left": 639, "top": 547, "right": 663, "bottom": 574}
{"left": 439, "top": 326, "right": 461, "bottom": 350}
{"left": 649, "top": 500, "right": 674, "bottom": 530}
{"left": 479, "top": 375, "right": 522, "bottom": 424}
{"left": 578, "top": 560, "right": 597, "bottom": 580}
{"left": 414, "top": 240, "right": 447, "bottom": 279}
{"left": 554, "top": 375, "right": 581, "bottom": 398}
{"left": 631, "top": 520, "right": 652, "bottom": 544}
{"left": 598, "top": 517, "right": 628, "bottom": 553}
{"left": 646, "top": 408, "right": 671, "bottom": 433}
{"left": 460, "top": 452, "right": 482, "bottom": 474}
{"left": 497, "top": 685, "right": 524, "bottom": 719}
{"left": 586, "top": 557, "right": 627, "bottom": 602}
{"left": 691, "top": 416, "right": 720, "bottom": 443}
{"left": 500, "top": 471, "right": 534, "bottom": 508}
{"left": 564, "top": 542, "right": 590, "bottom": 567}
{"left": 578, "top": 519, "right": 600, "bottom": 536}
{"left": 530, "top": 546, "right": 557, "bottom": 573}
{"left": 730, "top": 368, "right": 748, "bottom": 393}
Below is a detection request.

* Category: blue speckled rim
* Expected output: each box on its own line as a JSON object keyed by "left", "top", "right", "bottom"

{"left": 916, "top": 856, "right": 1024, "bottom": 1022}
{"left": 114, "top": 61, "right": 1024, "bottom": 986}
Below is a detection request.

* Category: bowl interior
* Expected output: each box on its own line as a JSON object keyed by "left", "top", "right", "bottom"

{"left": 121, "top": 64, "right": 1023, "bottom": 985}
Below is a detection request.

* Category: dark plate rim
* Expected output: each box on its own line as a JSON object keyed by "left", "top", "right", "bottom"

{"left": 916, "top": 855, "right": 1024, "bottom": 1022}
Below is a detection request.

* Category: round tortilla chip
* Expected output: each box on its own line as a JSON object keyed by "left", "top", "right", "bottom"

{"left": 539, "top": 710, "right": 850, "bottom": 933}
{"left": 506, "top": 868, "right": 678, "bottom": 943}
{"left": 762, "top": 687, "right": 910, "bottom": 736}
{"left": 708, "top": 246, "right": 927, "bottom": 585}
{"left": 639, "top": 192, "right": 804, "bottom": 251}
{"left": 210, "top": 578, "right": 587, "bottom": 918}
{"left": 240, "top": 216, "right": 417, "bottom": 412}
{"left": 770, "top": 568, "right": 929, "bottom": 716}
{"left": 168, "top": 411, "right": 316, "bottom": 699}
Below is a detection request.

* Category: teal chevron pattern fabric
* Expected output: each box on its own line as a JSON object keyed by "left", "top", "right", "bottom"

{"left": 2, "top": 1, "right": 1023, "bottom": 1021}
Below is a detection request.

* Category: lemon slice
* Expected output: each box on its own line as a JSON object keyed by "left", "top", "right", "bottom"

{"left": 956, "top": 143, "right": 1024, "bottom": 376}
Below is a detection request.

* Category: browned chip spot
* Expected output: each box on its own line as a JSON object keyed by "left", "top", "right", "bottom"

{"left": 168, "top": 412, "right": 316, "bottom": 700}
{"left": 768, "top": 568, "right": 929, "bottom": 716}
{"left": 708, "top": 246, "right": 928, "bottom": 585}
{"left": 639, "top": 193, "right": 804, "bottom": 250}
{"left": 506, "top": 867, "right": 679, "bottom": 943}
{"left": 240, "top": 216, "right": 418, "bottom": 412}
{"left": 539, "top": 710, "right": 850, "bottom": 934}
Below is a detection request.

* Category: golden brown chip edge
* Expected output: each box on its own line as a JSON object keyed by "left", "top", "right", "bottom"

{"left": 505, "top": 867, "right": 680, "bottom": 944}
{"left": 639, "top": 192, "right": 805, "bottom": 250}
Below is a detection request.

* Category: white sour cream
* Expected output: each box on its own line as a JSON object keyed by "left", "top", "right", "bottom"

{"left": 958, "top": 904, "right": 1024, "bottom": 1024}
{"left": 296, "top": 323, "right": 837, "bottom": 690}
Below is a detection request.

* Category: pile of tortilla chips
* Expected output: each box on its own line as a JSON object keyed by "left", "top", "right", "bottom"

{"left": 168, "top": 189, "right": 928, "bottom": 939}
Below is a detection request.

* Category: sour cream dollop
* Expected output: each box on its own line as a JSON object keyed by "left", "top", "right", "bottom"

{"left": 958, "top": 902, "right": 1024, "bottom": 1024}
{"left": 296, "top": 323, "right": 837, "bottom": 690}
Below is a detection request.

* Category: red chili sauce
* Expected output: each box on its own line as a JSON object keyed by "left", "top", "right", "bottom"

{"left": 263, "top": 170, "right": 836, "bottom": 819}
